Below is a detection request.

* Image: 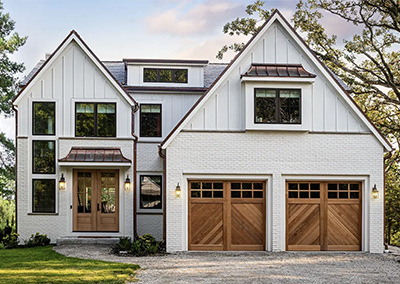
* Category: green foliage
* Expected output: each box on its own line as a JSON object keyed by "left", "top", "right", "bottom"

{"left": 0, "top": 246, "right": 139, "bottom": 283}
{"left": 385, "top": 155, "right": 400, "bottom": 246}
{"left": 114, "top": 237, "right": 132, "bottom": 252}
{"left": 0, "top": 199, "right": 14, "bottom": 228}
{"left": 113, "top": 234, "right": 162, "bottom": 256}
{"left": 0, "top": 225, "right": 18, "bottom": 249}
{"left": 25, "top": 232, "right": 51, "bottom": 248}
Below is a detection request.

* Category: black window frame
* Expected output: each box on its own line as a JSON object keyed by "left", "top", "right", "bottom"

{"left": 254, "top": 88, "right": 301, "bottom": 124}
{"left": 32, "top": 101, "right": 56, "bottom": 136}
{"left": 32, "top": 179, "right": 56, "bottom": 213}
{"left": 143, "top": 68, "right": 188, "bottom": 83}
{"left": 140, "top": 104, "right": 162, "bottom": 138}
{"left": 32, "top": 140, "right": 56, "bottom": 174}
{"left": 75, "top": 102, "right": 117, "bottom": 137}
{"left": 139, "top": 175, "right": 162, "bottom": 210}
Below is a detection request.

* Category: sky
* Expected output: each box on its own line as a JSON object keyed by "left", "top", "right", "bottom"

{"left": 0, "top": 0, "right": 357, "bottom": 140}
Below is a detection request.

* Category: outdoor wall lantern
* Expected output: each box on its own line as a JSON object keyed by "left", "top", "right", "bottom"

{"left": 372, "top": 184, "right": 379, "bottom": 199}
{"left": 59, "top": 173, "right": 66, "bottom": 191}
{"left": 124, "top": 175, "right": 131, "bottom": 191}
{"left": 175, "top": 183, "right": 181, "bottom": 198}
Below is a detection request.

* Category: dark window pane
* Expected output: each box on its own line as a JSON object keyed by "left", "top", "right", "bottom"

{"left": 254, "top": 183, "right": 263, "bottom": 190}
{"left": 231, "top": 191, "right": 241, "bottom": 198}
{"left": 202, "top": 191, "right": 212, "bottom": 198}
{"left": 328, "top": 192, "right": 338, "bottom": 199}
{"left": 174, "top": 69, "right": 188, "bottom": 83}
{"left": 288, "top": 191, "right": 298, "bottom": 198}
{"left": 100, "top": 172, "right": 116, "bottom": 213}
{"left": 255, "top": 89, "right": 276, "bottom": 123}
{"left": 144, "top": 69, "right": 157, "bottom": 82}
{"left": 159, "top": 69, "right": 172, "bottom": 82}
{"left": 191, "top": 191, "right": 201, "bottom": 198}
{"left": 33, "top": 141, "right": 55, "bottom": 174}
{"left": 350, "top": 192, "right": 359, "bottom": 199}
{"left": 350, "top": 184, "right": 359, "bottom": 191}
{"left": 242, "top": 191, "right": 252, "bottom": 198}
{"left": 254, "top": 191, "right": 263, "bottom": 198}
{"left": 231, "top": 183, "right": 241, "bottom": 189}
{"left": 97, "top": 104, "right": 116, "bottom": 137}
{"left": 288, "top": 183, "right": 298, "bottom": 190}
{"left": 77, "top": 171, "right": 91, "bottom": 213}
{"left": 76, "top": 103, "right": 95, "bottom": 136}
{"left": 339, "top": 184, "right": 348, "bottom": 191}
{"left": 299, "top": 183, "right": 309, "bottom": 190}
{"left": 299, "top": 191, "right": 309, "bottom": 198}
{"left": 202, "top": 182, "right": 212, "bottom": 189}
{"left": 213, "top": 191, "right": 223, "bottom": 198}
{"left": 242, "top": 183, "right": 252, "bottom": 189}
{"left": 140, "top": 176, "right": 162, "bottom": 209}
{"left": 140, "top": 104, "right": 162, "bottom": 137}
{"left": 339, "top": 192, "right": 348, "bottom": 199}
{"left": 310, "top": 192, "right": 320, "bottom": 198}
{"left": 33, "top": 179, "right": 55, "bottom": 213}
{"left": 33, "top": 102, "right": 55, "bottom": 135}
{"left": 328, "top": 184, "right": 337, "bottom": 191}
{"left": 279, "top": 90, "right": 300, "bottom": 123}
{"left": 213, "top": 183, "right": 223, "bottom": 189}
{"left": 310, "top": 183, "right": 320, "bottom": 190}
{"left": 191, "top": 182, "right": 201, "bottom": 189}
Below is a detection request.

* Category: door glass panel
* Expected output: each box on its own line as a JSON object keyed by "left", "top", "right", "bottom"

{"left": 100, "top": 172, "right": 116, "bottom": 213}
{"left": 77, "top": 172, "right": 91, "bottom": 213}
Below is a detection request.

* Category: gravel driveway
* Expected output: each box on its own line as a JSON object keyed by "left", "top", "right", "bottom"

{"left": 54, "top": 245, "right": 400, "bottom": 283}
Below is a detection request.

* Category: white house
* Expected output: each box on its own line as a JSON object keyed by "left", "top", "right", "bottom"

{"left": 13, "top": 10, "right": 391, "bottom": 253}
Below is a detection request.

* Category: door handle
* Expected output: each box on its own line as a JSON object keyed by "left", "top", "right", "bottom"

{"left": 97, "top": 203, "right": 100, "bottom": 211}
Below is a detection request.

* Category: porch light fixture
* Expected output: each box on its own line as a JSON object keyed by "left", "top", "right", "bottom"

{"left": 124, "top": 175, "right": 131, "bottom": 191}
{"left": 175, "top": 183, "right": 181, "bottom": 198}
{"left": 372, "top": 184, "right": 379, "bottom": 199}
{"left": 59, "top": 173, "right": 66, "bottom": 191}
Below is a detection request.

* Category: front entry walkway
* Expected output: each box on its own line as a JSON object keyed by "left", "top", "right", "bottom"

{"left": 54, "top": 245, "right": 400, "bottom": 283}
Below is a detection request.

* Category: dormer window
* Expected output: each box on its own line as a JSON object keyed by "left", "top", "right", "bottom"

{"left": 255, "top": 89, "right": 301, "bottom": 124}
{"left": 144, "top": 68, "right": 188, "bottom": 83}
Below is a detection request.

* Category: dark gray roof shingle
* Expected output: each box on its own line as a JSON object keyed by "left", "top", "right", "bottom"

{"left": 204, "top": 63, "right": 227, "bottom": 88}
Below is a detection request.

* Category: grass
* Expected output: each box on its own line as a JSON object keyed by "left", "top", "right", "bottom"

{"left": 0, "top": 246, "right": 140, "bottom": 283}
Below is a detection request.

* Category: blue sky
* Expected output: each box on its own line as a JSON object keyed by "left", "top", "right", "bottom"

{"left": 0, "top": 0, "right": 354, "bottom": 139}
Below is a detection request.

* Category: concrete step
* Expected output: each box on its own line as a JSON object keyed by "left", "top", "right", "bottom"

{"left": 56, "top": 237, "right": 120, "bottom": 246}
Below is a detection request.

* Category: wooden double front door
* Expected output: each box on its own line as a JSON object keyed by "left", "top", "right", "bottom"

{"left": 73, "top": 169, "right": 119, "bottom": 232}
{"left": 189, "top": 181, "right": 266, "bottom": 251}
{"left": 286, "top": 181, "right": 362, "bottom": 251}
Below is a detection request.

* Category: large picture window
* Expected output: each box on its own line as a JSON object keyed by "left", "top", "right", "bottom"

{"left": 33, "top": 179, "right": 56, "bottom": 213}
{"left": 140, "top": 175, "right": 162, "bottom": 209}
{"left": 255, "top": 89, "right": 301, "bottom": 124}
{"left": 33, "top": 140, "right": 55, "bottom": 174}
{"left": 140, "top": 104, "right": 161, "bottom": 137}
{"left": 33, "top": 102, "right": 55, "bottom": 135}
{"left": 144, "top": 68, "right": 188, "bottom": 83}
{"left": 75, "top": 103, "right": 116, "bottom": 137}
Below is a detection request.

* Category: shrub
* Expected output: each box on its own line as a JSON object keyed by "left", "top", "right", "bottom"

{"left": 25, "top": 232, "right": 51, "bottom": 247}
{"left": 113, "top": 234, "right": 162, "bottom": 256}
{"left": 114, "top": 237, "right": 132, "bottom": 252}
{"left": 0, "top": 225, "right": 19, "bottom": 249}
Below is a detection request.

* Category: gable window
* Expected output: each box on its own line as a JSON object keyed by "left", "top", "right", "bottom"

{"left": 33, "top": 102, "right": 55, "bottom": 135}
{"left": 33, "top": 140, "right": 55, "bottom": 174}
{"left": 33, "top": 179, "right": 56, "bottom": 213}
{"left": 144, "top": 68, "right": 188, "bottom": 83}
{"left": 140, "top": 175, "right": 162, "bottom": 209}
{"left": 140, "top": 104, "right": 161, "bottom": 137}
{"left": 255, "top": 89, "right": 301, "bottom": 124}
{"left": 75, "top": 103, "right": 116, "bottom": 137}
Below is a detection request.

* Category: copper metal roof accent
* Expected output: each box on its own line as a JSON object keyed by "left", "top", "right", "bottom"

{"left": 124, "top": 86, "right": 207, "bottom": 93}
{"left": 242, "top": 63, "right": 317, "bottom": 78}
{"left": 123, "top": 58, "right": 209, "bottom": 65}
{"left": 59, "top": 147, "right": 131, "bottom": 163}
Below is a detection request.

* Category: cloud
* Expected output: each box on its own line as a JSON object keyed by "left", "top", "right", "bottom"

{"left": 145, "top": 1, "right": 245, "bottom": 36}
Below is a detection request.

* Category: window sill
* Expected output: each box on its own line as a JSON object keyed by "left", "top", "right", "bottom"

{"left": 28, "top": 213, "right": 58, "bottom": 216}
{"left": 137, "top": 211, "right": 163, "bottom": 215}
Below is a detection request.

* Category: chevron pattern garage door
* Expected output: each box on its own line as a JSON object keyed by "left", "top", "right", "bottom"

{"left": 189, "top": 181, "right": 265, "bottom": 251}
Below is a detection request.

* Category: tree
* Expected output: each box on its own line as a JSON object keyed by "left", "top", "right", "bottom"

{"left": 0, "top": 0, "right": 27, "bottom": 199}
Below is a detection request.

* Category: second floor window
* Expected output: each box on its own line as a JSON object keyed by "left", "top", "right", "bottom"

{"left": 144, "top": 68, "right": 188, "bottom": 83}
{"left": 33, "top": 102, "right": 55, "bottom": 135}
{"left": 33, "top": 140, "right": 55, "bottom": 174}
{"left": 75, "top": 103, "right": 116, "bottom": 137}
{"left": 140, "top": 104, "right": 161, "bottom": 137}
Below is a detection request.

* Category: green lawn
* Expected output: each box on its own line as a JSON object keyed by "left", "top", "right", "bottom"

{"left": 0, "top": 246, "right": 139, "bottom": 283}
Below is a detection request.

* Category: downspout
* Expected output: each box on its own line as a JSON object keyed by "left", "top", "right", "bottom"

{"left": 12, "top": 105, "right": 18, "bottom": 233}
{"left": 131, "top": 105, "right": 139, "bottom": 239}
{"left": 383, "top": 151, "right": 392, "bottom": 249}
{"left": 158, "top": 146, "right": 166, "bottom": 243}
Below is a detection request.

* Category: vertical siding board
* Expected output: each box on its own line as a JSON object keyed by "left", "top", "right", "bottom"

{"left": 276, "top": 26, "right": 287, "bottom": 63}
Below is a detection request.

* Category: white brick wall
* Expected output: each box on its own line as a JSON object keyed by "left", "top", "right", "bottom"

{"left": 165, "top": 131, "right": 384, "bottom": 253}
{"left": 137, "top": 214, "right": 163, "bottom": 240}
{"left": 137, "top": 142, "right": 163, "bottom": 172}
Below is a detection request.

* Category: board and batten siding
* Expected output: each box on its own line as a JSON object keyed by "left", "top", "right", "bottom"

{"left": 184, "top": 21, "right": 368, "bottom": 133}
{"left": 17, "top": 41, "right": 133, "bottom": 138}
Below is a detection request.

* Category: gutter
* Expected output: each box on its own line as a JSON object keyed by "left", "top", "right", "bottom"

{"left": 383, "top": 151, "right": 393, "bottom": 249}
{"left": 158, "top": 146, "right": 166, "bottom": 243}
{"left": 131, "top": 105, "right": 139, "bottom": 239}
{"left": 11, "top": 105, "right": 18, "bottom": 234}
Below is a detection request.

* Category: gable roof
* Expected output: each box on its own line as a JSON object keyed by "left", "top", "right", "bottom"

{"left": 13, "top": 30, "right": 137, "bottom": 107}
{"left": 160, "top": 10, "right": 392, "bottom": 152}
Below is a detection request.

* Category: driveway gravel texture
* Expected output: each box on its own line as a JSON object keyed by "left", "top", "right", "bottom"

{"left": 54, "top": 245, "right": 400, "bottom": 284}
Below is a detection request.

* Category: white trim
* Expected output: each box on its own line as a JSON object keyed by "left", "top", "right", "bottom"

{"left": 241, "top": 77, "right": 316, "bottom": 83}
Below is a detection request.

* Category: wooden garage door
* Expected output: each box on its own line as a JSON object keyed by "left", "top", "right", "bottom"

{"left": 189, "top": 181, "right": 265, "bottom": 251}
{"left": 286, "top": 182, "right": 361, "bottom": 251}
